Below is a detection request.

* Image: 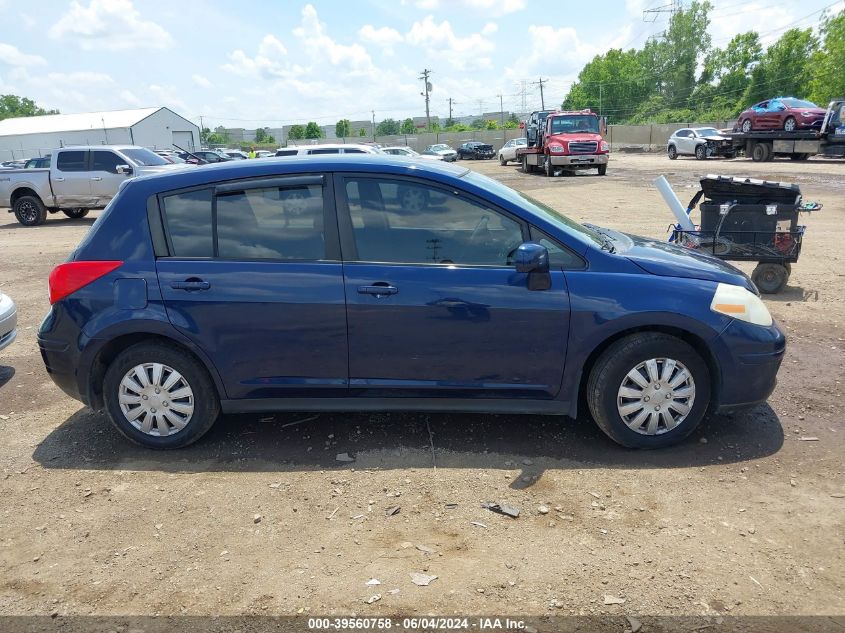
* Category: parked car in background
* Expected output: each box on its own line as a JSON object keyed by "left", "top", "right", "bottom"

{"left": 255, "top": 150, "right": 274, "bottom": 159}
{"left": 424, "top": 144, "right": 457, "bottom": 161}
{"left": 667, "top": 127, "right": 735, "bottom": 160}
{"left": 382, "top": 146, "right": 443, "bottom": 160}
{"left": 457, "top": 141, "right": 495, "bottom": 160}
{"left": 0, "top": 291, "right": 16, "bottom": 351}
{"left": 1, "top": 160, "right": 26, "bottom": 169}
{"left": 24, "top": 156, "right": 51, "bottom": 169}
{"left": 737, "top": 97, "right": 827, "bottom": 132}
{"left": 0, "top": 145, "right": 185, "bottom": 226}
{"left": 38, "top": 156, "right": 784, "bottom": 451}
{"left": 498, "top": 137, "right": 528, "bottom": 165}
{"left": 177, "top": 150, "right": 231, "bottom": 164}
{"left": 274, "top": 144, "right": 384, "bottom": 157}
{"left": 219, "top": 149, "right": 248, "bottom": 160}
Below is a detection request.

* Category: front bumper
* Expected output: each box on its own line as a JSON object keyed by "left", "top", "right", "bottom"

{"left": 713, "top": 319, "right": 785, "bottom": 413}
{"left": 0, "top": 294, "right": 17, "bottom": 352}
{"left": 550, "top": 153, "right": 609, "bottom": 167}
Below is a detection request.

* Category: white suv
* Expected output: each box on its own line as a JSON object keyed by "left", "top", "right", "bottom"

{"left": 275, "top": 143, "right": 383, "bottom": 157}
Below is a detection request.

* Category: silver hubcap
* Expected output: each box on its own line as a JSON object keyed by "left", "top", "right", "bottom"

{"left": 118, "top": 363, "right": 194, "bottom": 436}
{"left": 784, "top": 119, "right": 795, "bottom": 131}
{"left": 617, "top": 358, "right": 695, "bottom": 435}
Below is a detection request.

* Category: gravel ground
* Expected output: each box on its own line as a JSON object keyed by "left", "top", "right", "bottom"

{"left": 0, "top": 153, "right": 843, "bottom": 625}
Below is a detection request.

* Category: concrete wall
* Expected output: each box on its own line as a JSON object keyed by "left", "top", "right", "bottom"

{"left": 607, "top": 121, "right": 736, "bottom": 151}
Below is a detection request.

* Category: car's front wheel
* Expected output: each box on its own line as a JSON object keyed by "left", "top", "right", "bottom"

{"left": 667, "top": 144, "right": 678, "bottom": 160}
{"left": 741, "top": 119, "right": 753, "bottom": 133}
{"left": 104, "top": 342, "right": 220, "bottom": 449}
{"left": 783, "top": 116, "right": 797, "bottom": 132}
{"left": 587, "top": 333, "right": 710, "bottom": 448}
{"left": 499, "top": 154, "right": 507, "bottom": 165}
{"left": 695, "top": 144, "right": 707, "bottom": 160}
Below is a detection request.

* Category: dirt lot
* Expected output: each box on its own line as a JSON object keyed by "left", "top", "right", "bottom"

{"left": 0, "top": 153, "right": 843, "bottom": 625}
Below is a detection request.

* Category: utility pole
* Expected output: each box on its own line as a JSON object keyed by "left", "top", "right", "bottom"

{"left": 518, "top": 80, "right": 528, "bottom": 114}
{"left": 448, "top": 97, "right": 455, "bottom": 124}
{"left": 532, "top": 77, "right": 548, "bottom": 110}
{"left": 497, "top": 94, "right": 504, "bottom": 127}
{"left": 419, "top": 68, "right": 432, "bottom": 130}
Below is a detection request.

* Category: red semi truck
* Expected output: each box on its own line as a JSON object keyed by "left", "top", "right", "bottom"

{"left": 516, "top": 109, "right": 609, "bottom": 176}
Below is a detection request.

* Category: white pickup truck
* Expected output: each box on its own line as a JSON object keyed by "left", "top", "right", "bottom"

{"left": 0, "top": 145, "right": 185, "bottom": 226}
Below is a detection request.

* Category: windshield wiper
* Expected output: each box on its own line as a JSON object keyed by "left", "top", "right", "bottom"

{"left": 583, "top": 223, "right": 616, "bottom": 253}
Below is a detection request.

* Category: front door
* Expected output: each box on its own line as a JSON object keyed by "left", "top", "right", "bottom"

{"left": 89, "top": 150, "right": 130, "bottom": 204}
{"left": 336, "top": 175, "right": 570, "bottom": 399}
{"left": 155, "top": 175, "right": 348, "bottom": 400}
{"left": 53, "top": 150, "right": 94, "bottom": 206}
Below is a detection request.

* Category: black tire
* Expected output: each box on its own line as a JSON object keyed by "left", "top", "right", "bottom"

{"left": 103, "top": 342, "right": 220, "bottom": 449}
{"left": 544, "top": 154, "right": 554, "bottom": 177}
{"left": 751, "top": 143, "right": 768, "bottom": 162}
{"left": 694, "top": 144, "right": 707, "bottom": 160}
{"left": 741, "top": 118, "right": 753, "bottom": 133}
{"left": 597, "top": 164, "right": 607, "bottom": 176}
{"left": 499, "top": 154, "right": 507, "bottom": 165}
{"left": 522, "top": 155, "right": 530, "bottom": 173}
{"left": 586, "top": 333, "right": 711, "bottom": 449}
{"left": 752, "top": 263, "right": 789, "bottom": 294}
{"left": 783, "top": 116, "right": 797, "bottom": 132}
{"left": 13, "top": 195, "right": 47, "bottom": 226}
{"left": 667, "top": 145, "right": 678, "bottom": 160}
{"left": 62, "top": 208, "right": 89, "bottom": 219}
{"left": 762, "top": 142, "right": 774, "bottom": 162}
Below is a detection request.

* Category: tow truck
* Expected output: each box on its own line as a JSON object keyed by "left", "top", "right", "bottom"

{"left": 516, "top": 109, "right": 609, "bottom": 177}
{"left": 729, "top": 98, "right": 845, "bottom": 162}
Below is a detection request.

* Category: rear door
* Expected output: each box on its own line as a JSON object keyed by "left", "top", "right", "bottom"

{"left": 336, "top": 174, "right": 571, "bottom": 399}
{"left": 52, "top": 150, "right": 94, "bottom": 206}
{"left": 155, "top": 174, "right": 348, "bottom": 400}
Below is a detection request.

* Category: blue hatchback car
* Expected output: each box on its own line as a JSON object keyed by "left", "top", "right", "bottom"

{"left": 38, "top": 157, "right": 785, "bottom": 450}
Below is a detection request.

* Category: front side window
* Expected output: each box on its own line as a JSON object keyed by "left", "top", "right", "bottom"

{"left": 161, "top": 189, "right": 213, "bottom": 257}
{"left": 120, "top": 148, "right": 169, "bottom": 166}
{"left": 344, "top": 177, "right": 523, "bottom": 266}
{"left": 56, "top": 151, "right": 87, "bottom": 172}
{"left": 216, "top": 184, "right": 325, "bottom": 260}
{"left": 91, "top": 151, "right": 123, "bottom": 173}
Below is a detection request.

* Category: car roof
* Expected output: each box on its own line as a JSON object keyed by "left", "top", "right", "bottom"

{"left": 130, "top": 155, "right": 470, "bottom": 192}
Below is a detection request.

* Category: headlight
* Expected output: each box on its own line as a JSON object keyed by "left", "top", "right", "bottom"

{"left": 802, "top": 111, "right": 813, "bottom": 117}
{"left": 548, "top": 143, "right": 565, "bottom": 153}
{"left": 600, "top": 141, "right": 609, "bottom": 152}
{"left": 710, "top": 283, "right": 772, "bottom": 326}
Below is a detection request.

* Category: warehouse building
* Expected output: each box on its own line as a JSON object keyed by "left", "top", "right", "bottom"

{"left": 0, "top": 107, "right": 200, "bottom": 161}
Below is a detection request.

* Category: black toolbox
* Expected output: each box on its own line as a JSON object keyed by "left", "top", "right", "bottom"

{"left": 698, "top": 175, "right": 801, "bottom": 238}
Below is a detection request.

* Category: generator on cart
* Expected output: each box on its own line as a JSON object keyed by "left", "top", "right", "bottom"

{"left": 666, "top": 175, "right": 820, "bottom": 293}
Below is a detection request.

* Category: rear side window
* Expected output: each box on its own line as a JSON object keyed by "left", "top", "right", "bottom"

{"left": 343, "top": 148, "right": 366, "bottom": 154}
{"left": 308, "top": 148, "right": 340, "bottom": 155}
{"left": 161, "top": 189, "right": 213, "bottom": 257}
{"left": 56, "top": 151, "right": 87, "bottom": 172}
{"left": 216, "top": 184, "right": 325, "bottom": 260}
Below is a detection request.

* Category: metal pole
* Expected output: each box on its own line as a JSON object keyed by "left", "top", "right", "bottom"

{"left": 420, "top": 69, "right": 432, "bottom": 131}
{"left": 498, "top": 94, "right": 504, "bottom": 128}
{"left": 372, "top": 110, "right": 376, "bottom": 142}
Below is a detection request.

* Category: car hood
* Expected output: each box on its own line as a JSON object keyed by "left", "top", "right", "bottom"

{"left": 432, "top": 148, "right": 456, "bottom": 154}
{"left": 793, "top": 107, "right": 826, "bottom": 116}
{"left": 608, "top": 230, "right": 755, "bottom": 291}
{"left": 549, "top": 132, "right": 603, "bottom": 143}
{"left": 136, "top": 164, "right": 192, "bottom": 175}
{"left": 700, "top": 134, "right": 730, "bottom": 141}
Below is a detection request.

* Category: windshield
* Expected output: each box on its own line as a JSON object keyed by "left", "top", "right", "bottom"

{"left": 781, "top": 98, "right": 817, "bottom": 109}
{"left": 121, "top": 148, "right": 170, "bottom": 166}
{"left": 695, "top": 128, "right": 720, "bottom": 136}
{"left": 430, "top": 144, "right": 450, "bottom": 151}
{"left": 550, "top": 115, "right": 600, "bottom": 134}
{"left": 462, "top": 171, "right": 603, "bottom": 248}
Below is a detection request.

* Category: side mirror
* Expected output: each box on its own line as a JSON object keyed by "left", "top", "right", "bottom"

{"left": 515, "top": 242, "right": 549, "bottom": 273}
{"left": 116, "top": 164, "right": 133, "bottom": 175}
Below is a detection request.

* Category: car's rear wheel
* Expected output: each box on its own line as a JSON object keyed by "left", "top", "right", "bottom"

{"left": 783, "top": 116, "right": 797, "bottom": 132}
{"left": 104, "top": 342, "right": 220, "bottom": 449}
{"left": 62, "top": 208, "right": 89, "bottom": 219}
{"left": 14, "top": 196, "right": 48, "bottom": 226}
{"left": 587, "top": 333, "right": 710, "bottom": 449}
{"left": 741, "top": 119, "right": 753, "bottom": 133}
{"left": 695, "top": 144, "right": 707, "bottom": 160}
{"left": 667, "top": 145, "right": 678, "bottom": 160}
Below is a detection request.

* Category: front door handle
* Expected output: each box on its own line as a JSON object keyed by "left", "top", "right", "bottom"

{"left": 53, "top": 177, "right": 65, "bottom": 182}
{"left": 170, "top": 278, "right": 211, "bottom": 291}
{"left": 357, "top": 283, "right": 398, "bottom": 297}
{"left": 91, "top": 176, "right": 102, "bottom": 181}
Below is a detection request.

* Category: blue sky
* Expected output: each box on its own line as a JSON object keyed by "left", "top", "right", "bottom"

{"left": 0, "top": 0, "right": 841, "bottom": 129}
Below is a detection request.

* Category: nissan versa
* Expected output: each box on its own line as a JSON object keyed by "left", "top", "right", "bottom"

{"left": 38, "top": 157, "right": 785, "bottom": 450}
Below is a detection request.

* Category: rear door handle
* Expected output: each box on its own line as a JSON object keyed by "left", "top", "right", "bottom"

{"left": 91, "top": 176, "right": 102, "bottom": 181}
{"left": 170, "top": 279, "right": 211, "bottom": 291}
{"left": 357, "top": 284, "right": 398, "bottom": 297}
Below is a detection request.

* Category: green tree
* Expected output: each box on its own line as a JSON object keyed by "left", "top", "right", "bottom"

{"left": 428, "top": 121, "right": 441, "bottom": 132}
{"left": 0, "top": 94, "right": 58, "bottom": 121}
{"left": 266, "top": 134, "right": 275, "bottom": 144}
{"left": 660, "top": 1, "right": 712, "bottom": 107}
{"left": 375, "top": 118, "right": 401, "bottom": 135}
{"left": 503, "top": 120, "right": 519, "bottom": 129}
{"left": 470, "top": 118, "right": 485, "bottom": 129}
{"left": 400, "top": 118, "right": 416, "bottom": 134}
{"left": 254, "top": 127, "right": 268, "bottom": 143}
{"left": 288, "top": 124, "right": 305, "bottom": 140}
{"left": 507, "top": 113, "right": 519, "bottom": 125}
{"left": 485, "top": 119, "right": 499, "bottom": 130}
{"left": 358, "top": 127, "right": 368, "bottom": 137}
{"left": 746, "top": 28, "right": 817, "bottom": 105}
{"left": 810, "top": 9, "right": 845, "bottom": 104}
{"left": 335, "top": 119, "right": 351, "bottom": 138}
{"left": 304, "top": 122, "right": 323, "bottom": 139}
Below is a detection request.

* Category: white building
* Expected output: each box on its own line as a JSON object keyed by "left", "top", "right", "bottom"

{"left": 0, "top": 107, "right": 200, "bottom": 161}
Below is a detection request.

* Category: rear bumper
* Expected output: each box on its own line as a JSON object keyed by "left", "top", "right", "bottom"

{"left": 714, "top": 319, "right": 785, "bottom": 412}
{"left": 0, "top": 295, "right": 17, "bottom": 352}
{"left": 38, "top": 334, "right": 85, "bottom": 403}
{"left": 550, "top": 154, "right": 609, "bottom": 167}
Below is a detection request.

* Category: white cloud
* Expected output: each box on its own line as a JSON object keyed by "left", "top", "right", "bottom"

{"left": 192, "top": 74, "right": 213, "bottom": 88}
{"left": 46, "top": 71, "right": 116, "bottom": 86}
{"left": 415, "top": 0, "right": 439, "bottom": 8}
{"left": 406, "top": 16, "right": 496, "bottom": 70}
{"left": 119, "top": 89, "right": 141, "bottom": 106}
{"left": 481, "top": 22, "right": 498, "bottom": 36}
{"left": 359, "top": 24, "right": 404, "bottom": 50}
{"left": 49, "top": 0, "right": 172, "bottom": 51}
{"left": 147, "top": 83, "right": 189, "bottom": 113}
{"left": 293, "top": 5, "right": 375, "bottom": 74}
{"left": 709, "top": 2, "right": 796, "bottom": 46}
{"left": 413, "top": 0, "right": 523, "bottom": 13}
{"left": 0, "top": 43, "right": 46, "bottom": 67}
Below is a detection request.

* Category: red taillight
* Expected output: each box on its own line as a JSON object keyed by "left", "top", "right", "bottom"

{"left": 49, "top": 261, "right": 123, "bottom": 304}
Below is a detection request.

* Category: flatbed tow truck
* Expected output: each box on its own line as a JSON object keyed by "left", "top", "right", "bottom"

{"left": 729, "top": 98, "right": 845, "bottom": 162}
{"left": 516, "top": 109, "right": 609, "bottom": 176}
